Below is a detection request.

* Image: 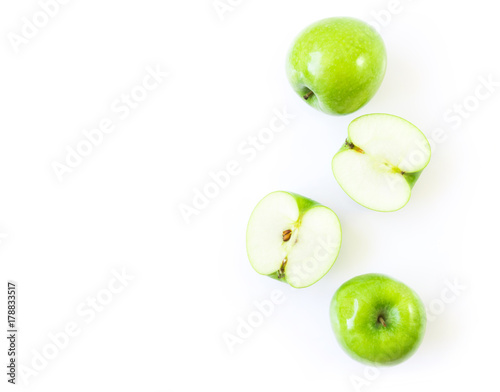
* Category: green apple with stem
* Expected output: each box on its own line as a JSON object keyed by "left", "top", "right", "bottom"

{"left": 330, "top": 273, "right": 426, "bottom": 365}
{"left": 246, "top": 191, "right": 342, "bottom": 288}
{"left": 286, "top": 17, "right": 387, "bottom": 115}
{"left": 332, "top": 113, "right": 431, "bottom": 211}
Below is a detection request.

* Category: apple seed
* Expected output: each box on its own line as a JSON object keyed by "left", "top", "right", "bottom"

{"left": 277, "top": 258, "right": 288, "bottom": 279}
{"left": 282, "top": 229, "right": 292, "bottom": 242}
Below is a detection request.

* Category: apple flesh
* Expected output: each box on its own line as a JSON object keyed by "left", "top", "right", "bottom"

{"left": 286, "top": 17, "right": 387, "bottom": 115}
{"left": 332, "top": 114, "right": 431, "bottom": 211}
{"left": 330, "top": 274, "right": 426, "bottom": 365}
{"left": 246, "top": 191, "right": 342, "bottom": 288}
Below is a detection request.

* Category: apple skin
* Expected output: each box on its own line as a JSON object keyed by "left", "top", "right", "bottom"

{"left": 330, "top": 274, "right": 426, "bottom": 365}
{"left": 286, "top": 17, "right": 387, "bottom": 115}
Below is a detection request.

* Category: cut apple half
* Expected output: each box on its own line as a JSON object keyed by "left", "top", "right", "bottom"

{"left": 246, "top": 191, "right": 342, "bottom": 288}
{"left": 332, "top": 114, "right": 431, "bottom": 212}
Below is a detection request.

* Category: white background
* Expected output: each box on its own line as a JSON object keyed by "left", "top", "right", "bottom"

{"left": 1, "top": 0, "right": 498, "bottom": 391}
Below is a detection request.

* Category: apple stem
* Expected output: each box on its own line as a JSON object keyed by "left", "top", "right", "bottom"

{"left": 303, "top": 91, "right": 314, "bottom": 100}
{"left": 378, "top": 316, "right": 386, "bottom": 327}
{"left": 282, "top": 229, "right": 292, "bottom": 242}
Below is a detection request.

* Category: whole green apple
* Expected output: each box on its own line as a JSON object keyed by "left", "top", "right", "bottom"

{"left": 330, "top": 274, "right": 426, "bottom": 365}
{"left": 286, "top": 17, "right": 387, "bottom": 115}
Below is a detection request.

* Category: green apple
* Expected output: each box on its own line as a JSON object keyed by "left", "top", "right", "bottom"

{"left": 332, "top": 113, "right": 431, "bottom": 212}
{"left": 286, "top": 17, "right": 387, "bottom": 115}
{"left": 246, "top": 191, "right": 342, "bottom": 288}
{"left": 330, "top": 273, "right": 426, "bottom": 365}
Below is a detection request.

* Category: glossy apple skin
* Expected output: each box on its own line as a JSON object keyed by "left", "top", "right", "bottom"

{"left": 286, "top": 17, "right": 386, "bottom": 115}
{"left": 330, "top": 274, "right": 426, "bottom": 365}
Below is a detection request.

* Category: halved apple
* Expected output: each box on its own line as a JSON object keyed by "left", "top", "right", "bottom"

{"left": 246, "top": 191, "right": 342, "bottom": 288}
{"left": 332, "top": 114, "right": 431, "bottom": 212}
